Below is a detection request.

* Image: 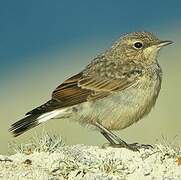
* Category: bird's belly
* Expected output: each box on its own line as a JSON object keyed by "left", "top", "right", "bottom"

{"left": 73, "top": 78, "right": 160, "bottom": 130}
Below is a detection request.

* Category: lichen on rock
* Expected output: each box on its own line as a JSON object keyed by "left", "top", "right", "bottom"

{"left": 1, "top": 134, "right": 181, "bottom": 180}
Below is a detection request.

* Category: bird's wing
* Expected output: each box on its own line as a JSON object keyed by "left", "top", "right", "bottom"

{"left": 27, "top": 59, "right": 143, "bottom": 115}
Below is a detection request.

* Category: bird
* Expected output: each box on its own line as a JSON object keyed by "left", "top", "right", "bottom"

{"left": 9, "top": 31, "right": 173, "bottom": 151}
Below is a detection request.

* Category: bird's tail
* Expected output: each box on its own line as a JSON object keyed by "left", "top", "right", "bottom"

{"left": 9, "top": 110, "right": 61, "bottom": 137}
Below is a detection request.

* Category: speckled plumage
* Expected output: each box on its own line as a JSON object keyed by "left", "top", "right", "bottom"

{"left": 10, "top": 31, "right": 172, "bottom": 147}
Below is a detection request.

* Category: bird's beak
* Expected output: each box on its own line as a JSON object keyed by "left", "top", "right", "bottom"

{"left": 157, "top": 40, "right": 173, "bottom": 47}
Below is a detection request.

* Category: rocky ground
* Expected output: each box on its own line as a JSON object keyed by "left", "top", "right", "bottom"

{"left": 0, "top": 134, "right": 181, "bottom": 180}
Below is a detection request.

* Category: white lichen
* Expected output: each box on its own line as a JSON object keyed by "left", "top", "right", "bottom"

{"left": 1, "top": 134, "right": 181, "bottom": 180}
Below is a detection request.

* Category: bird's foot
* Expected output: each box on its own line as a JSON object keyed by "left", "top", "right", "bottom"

{"left": 128, "top": 142, "right": 153, "bottom": 149}
{"left": 102, "top": 142, "right": 153, "bottom": 152}
{"left": 109, "top": 143, "right": 140, "bottom": 152}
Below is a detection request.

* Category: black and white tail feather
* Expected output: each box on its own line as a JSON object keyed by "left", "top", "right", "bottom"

{"left": 9, "top": 114, "right": 41, "bottom": 137}
{"left": 9, "top": 100, "right": 65, "bottom": 137}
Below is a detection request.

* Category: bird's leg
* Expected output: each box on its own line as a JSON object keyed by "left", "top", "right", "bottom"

{"left": 100, "top": 131, "right": 116, "bottom": 145}
{"left": 95, "top": 122, "right": 152, "bottom": 151}
{"left": 95, "top": 122, "right": 128, "bottom": 147}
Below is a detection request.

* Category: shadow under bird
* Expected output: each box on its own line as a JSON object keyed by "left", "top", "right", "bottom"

{"left": 9, "top": 31, "right": 173, "bottom": 151}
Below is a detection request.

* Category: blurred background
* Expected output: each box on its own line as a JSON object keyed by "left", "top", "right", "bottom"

{"left": 0, "top": 0, "right": 181, "bottom": 154}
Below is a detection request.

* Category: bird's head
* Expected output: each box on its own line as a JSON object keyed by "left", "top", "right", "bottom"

{"left": 110, "top": 31, "right": 173, "bottom": 64}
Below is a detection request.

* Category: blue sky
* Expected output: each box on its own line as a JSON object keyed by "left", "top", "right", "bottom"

{"left": 0, "top": 0, "right": 181, "bottom": 81}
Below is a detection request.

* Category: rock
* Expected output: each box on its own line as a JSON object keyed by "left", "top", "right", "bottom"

{"left": 1, "top": 134, "right": 181, "bottom": 179}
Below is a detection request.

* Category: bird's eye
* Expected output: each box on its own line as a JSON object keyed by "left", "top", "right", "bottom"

{"left": 133, "top": 42, "right": 143, "bottom": 49}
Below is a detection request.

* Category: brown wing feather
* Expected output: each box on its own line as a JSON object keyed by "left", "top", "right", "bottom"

{"left": 27, "top": 73, "right": 110, "bottom": 115}
{"left": 52, "top": 68, "right": 140, "bottom": 106}
{"left": 27, "top": 60, "right": 143, "bottom": 115}
{"left": 52, "top": 72, "right": 110, "bottom": 105}
{"left": 27, "top": 73, "right": 93, "bottom": 115}
{"left": 79, "top": 77, "right": 136, "bottom": 92}
{"left": 52, "top": 72, "right": 92, "bottom": 101}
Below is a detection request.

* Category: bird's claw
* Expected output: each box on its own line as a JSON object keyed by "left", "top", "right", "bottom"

{"left": 102, "top": 142, "right": 153, "bottom": 152}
